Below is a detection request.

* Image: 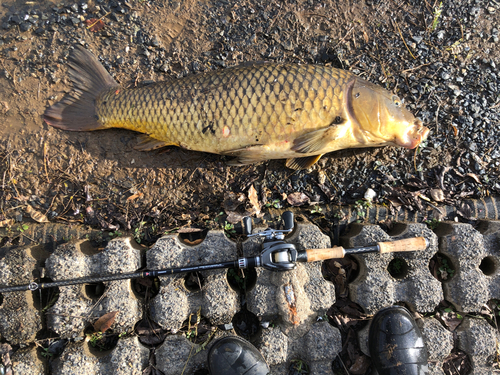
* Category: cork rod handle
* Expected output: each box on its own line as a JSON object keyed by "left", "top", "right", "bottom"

{"left": 305, "top": 247, "right": 345, "bottom": 262}
{"left": 377, "top": 237, "right": 428, "bottom": 254}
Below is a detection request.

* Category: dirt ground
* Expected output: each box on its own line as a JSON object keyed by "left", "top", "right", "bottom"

{"left": 0, "top": 0, "right": 499, "bottom": 244}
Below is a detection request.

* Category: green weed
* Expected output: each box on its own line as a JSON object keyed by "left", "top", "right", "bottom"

{"left": 431, "top": 2, "right": 443, "bottom": 31}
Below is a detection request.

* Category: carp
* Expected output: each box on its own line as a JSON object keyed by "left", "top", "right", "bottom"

{"left": 44, "top": 46, "right": 429, "bottom": 169}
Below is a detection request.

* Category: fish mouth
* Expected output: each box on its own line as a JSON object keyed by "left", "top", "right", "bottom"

{"left": 397, "top": 119, "right": 429, "bottom": 149}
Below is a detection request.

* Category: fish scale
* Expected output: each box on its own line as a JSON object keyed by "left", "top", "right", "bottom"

{"left": 43, "top": 45, "right": 429, "bottom": 169}
{"left": 95, "top": 63, "right": 347, "bottom": 153}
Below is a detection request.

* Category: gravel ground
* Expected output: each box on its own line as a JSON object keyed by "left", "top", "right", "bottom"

{"left": 0, "top": 0, "right": 499, "bottom": 240}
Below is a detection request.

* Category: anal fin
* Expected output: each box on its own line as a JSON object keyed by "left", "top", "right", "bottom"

{"left": 286, "top": 155, "right": 323, "bottom": 170}
{"left": 134, "top": 135, "right": 173, "bottom": 151}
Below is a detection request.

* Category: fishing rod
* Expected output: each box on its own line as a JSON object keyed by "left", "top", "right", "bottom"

{"left": 0, "top": 212, "right": 428, "bottom": 293}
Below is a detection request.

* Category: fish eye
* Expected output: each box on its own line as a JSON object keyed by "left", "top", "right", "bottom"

{"left": 392, "top": 96, "right": 401, "bottom": 107}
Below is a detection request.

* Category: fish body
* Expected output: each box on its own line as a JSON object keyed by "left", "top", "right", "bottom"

{"left": 44, "top": 46, "right": 429, "bottom": 169}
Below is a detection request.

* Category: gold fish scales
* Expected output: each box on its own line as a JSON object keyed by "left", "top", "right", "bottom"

{"left": 44, "top": 46, "right": 429, "bottom": 169}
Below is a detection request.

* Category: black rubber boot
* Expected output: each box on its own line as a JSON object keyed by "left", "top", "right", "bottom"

{"left": 369, "top": 306, "right": 429, "bottom": 375}
{"left": 207, "top": 336, "right": 270, "bottom": 375}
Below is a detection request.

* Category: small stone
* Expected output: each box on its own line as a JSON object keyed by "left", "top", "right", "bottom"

{"left": 14, "top": 212, "right": 23, "bottom": 222}
{"left": 364, "top": 188, "right": 376, "bottom": 202}
{"left": 71, "top": 17, "right": 80, "bottom": 26}
{"left": 441, "top": 71, "right": 450, "bottom": 80}
{"left": 219, "top": 323, "right": 233, "bottom": 331}
{"left": 430, "top": 188, "right": 445, "bottom": 202}
{"left": 10, "top": 15, "right": 22, "bottom": 25}
{"left": 151, "top": 38, "right": 160, "bottom": 47}
{"left": 19, "top": 22, "right": 32, "bottom": 32}
{"left": 70, "top": 3, "right": 79, "bottom": 12}
{"left": 412, "top": 35, "right": 423, "bottom": 44}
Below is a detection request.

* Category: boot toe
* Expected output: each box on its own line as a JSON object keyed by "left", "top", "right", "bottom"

{"left": 208, "top": 336, "right": 269, "bottom": 375}
{"left": 369, "top": 306, "right": 429, "bottom": 375}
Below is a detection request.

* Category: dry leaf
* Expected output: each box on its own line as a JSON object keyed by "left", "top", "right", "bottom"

{"left": 93, "top": 311, "right": 119, "bottom": 333}
{"left": 349, "top": 354, "right": 371, "bottom": 374}
{"left": 0, "top": 219, "right": 14, "bottom": 227}
{"left": 127, "top": 192, "right": 144, "bottom": 201}
{"left": 226, "top": 210, "right": 249, "bottom": 224}
{"left": 85, "top": 18, "right": 105, "bottom": 32}
{"left": 287, "top": 192, "right": 310, "bottom": 206}
{"left": 248, "top": 185, "right": 260, "bottom": 215}
{"left": 25, "top": 205, "right": 49, "bottom": 223}
{"left": 450, "top": 124, "right": 459, "bottom": 137}
{"left": 465, "top": 173, "right": 481, "bottom": 184}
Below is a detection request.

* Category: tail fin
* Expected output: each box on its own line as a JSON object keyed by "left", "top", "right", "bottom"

{"left": 43, "top": 45, "right": 119, "bottom": 131}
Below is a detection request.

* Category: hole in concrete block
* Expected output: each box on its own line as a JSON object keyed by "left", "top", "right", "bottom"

{"left": 433, "top": 300, "right": 464, "bottom": 331}
{"left": 85, "top": 326, "right": 120, "bottom": 356}
{"left": 387, "top": 257, "right": 408, "bottom": 279}
{"left": 479, "top": 256, "right": 497, "bottom": 276}
{"left": 328, "top": 299, "right": 369, "bottom": 372}
{"left": 84, "top": 282, "right": 106, "bottom": 300}
{"left": 486, "top": 299, "right": 500, "bottom": 330}
{"left": 178, "top": 228, "right": 208, "bottom": 246}
{"left": 192, "top": 370, "right": 209, "bottom": 375}
{"left": 131, "top": 276, "right": 160, "bottom": 300}
{"left": 432, "top": 223, "right": 454, "bottom": 237}
{"left": 442, "top": 349, "right": 472, "bottom": 374}
{"left": 135, "top": 318, "right": 167, "bottom": 348}
{"left": 429, "top": 253, "right": 456, "bottom": 281}
{"left": 383, "top": 223, "right": 409, "bottom": 237}
{"left": 184, "top": 271, "right": 205, "bottom": 292}
{"left": 321, "top": 255, "right": 359, "bottom": 295}
{"left": 78, "top": 241, "right": 101, "bottom": 256}
{"left": 289, "top": 358, "right": 310, "bottom": 374}
{"left": 32, "top": 278, "right": 59, "bottom": 311}
{"left": 180, "top": 313, "right": 215, "bottom": 345}
{"left": 227, "top": 268, "right": 257, "bottom": 293}
{"left": 36, "top": 329, "right": 67, "bottom": 359}
{"left": 0, "top": 293, "right": 3, "bottom": 307}
{"left": 295, "top": 215, "right": 305, "bottom": 223}
{"left": 232, "top": 308, "right": 260, "bottom": 340}
{"left": 0, "top": 236, "right": 9, "bottom": 249}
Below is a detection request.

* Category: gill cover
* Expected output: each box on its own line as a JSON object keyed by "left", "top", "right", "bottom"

{"left": 348, "top": 78, "right": 429, "bottom": 149}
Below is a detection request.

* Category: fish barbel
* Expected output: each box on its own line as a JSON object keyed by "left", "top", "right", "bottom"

{"left": 44, "top": 46, "right": 429, "bottom": 169}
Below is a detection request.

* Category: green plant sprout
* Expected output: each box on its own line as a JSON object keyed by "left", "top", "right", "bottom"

{"left": 431, "top": 2, "right": 443, "bottom": 32}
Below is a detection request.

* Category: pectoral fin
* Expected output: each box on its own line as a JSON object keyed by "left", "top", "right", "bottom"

{"left": 286, "top": 155, "right": 323, "bottom": 170}
{"left": 291, "top": 123, "right": 345, "bottom": 154}
{"left": 223, "top": 145, "right": 267, "bottom": 166}
{"left": 134, "top": 135, "right": 173, "bottom": 151}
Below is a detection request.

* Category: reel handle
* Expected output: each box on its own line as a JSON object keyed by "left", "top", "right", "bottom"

{"left": 282, "top": 211, "right": 294, "bottom": 231}
{"left": 242, "top": 217, "right": 252, "bottom": 236}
